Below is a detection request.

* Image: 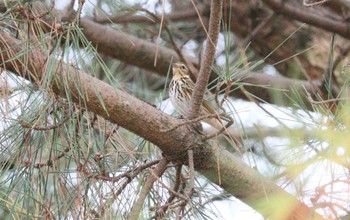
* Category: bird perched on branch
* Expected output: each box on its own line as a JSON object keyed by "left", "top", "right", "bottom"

{"left": 169, "top": 62, "right": 233, "bottom": 135}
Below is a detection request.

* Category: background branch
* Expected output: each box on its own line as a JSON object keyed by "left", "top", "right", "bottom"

{"left": 0, "top": 2, "right": 322, "bottom": 107}
{"left": 262, "top": 0, "right": 350, "bottom": 39}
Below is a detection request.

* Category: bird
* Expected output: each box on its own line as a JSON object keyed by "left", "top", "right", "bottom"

{"left": 169, "top": 62, "right": 231, "bottom": 133}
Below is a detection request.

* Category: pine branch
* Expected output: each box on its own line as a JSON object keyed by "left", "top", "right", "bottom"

{"left": 189, "top": 0, "right": 223, "bottom": 119}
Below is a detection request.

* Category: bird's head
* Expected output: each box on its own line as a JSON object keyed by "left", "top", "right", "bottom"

{"left": 172, "top": 62, "right": 189, "bottom": 80}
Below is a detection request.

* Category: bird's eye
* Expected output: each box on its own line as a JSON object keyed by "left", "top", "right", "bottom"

{"left": 180, "top": 65, "right": 186, "bottom": 70}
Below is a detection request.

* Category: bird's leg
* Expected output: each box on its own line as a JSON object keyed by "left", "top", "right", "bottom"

{"left": 219, "top": 112, "right": 233, "bottom": 126}
{"left": 189, "top": 118, "right": 204, "bottom": 135}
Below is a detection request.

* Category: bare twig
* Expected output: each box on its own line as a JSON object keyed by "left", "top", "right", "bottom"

{"left": 305, "top": 90, "right": 349, "bottom": 104}
{"left": 153, "top": 174, "right": 189, "bottom": 201}
{"left": 202, "top": 117, "right": 234, "bottom": 140}
{"left": 73, "top": 0, "right": 85, "bottom": 24}
{"left": 79, "top": 160, "right": 160, "bottom": 183}
{"left": 241, "top": 12, "right": 275, "bottom": 46}
{"left": 155, "top": 164, "right": 182, "bottom": 219}
{"left": 19, "top": 116, "right": 70, "bottom": 130}
{"left": 136, "top": 8, "right": 190, "bottom": 71}
{"left": 177, "top": 159, "right": 198, "bottom": 218}
{"left": 35, "top": 147, "right": 70, "bottom": 169}
{"left": 128, "top": 158, "right": 168, "bottom": 220}
{"left": 93, "top": 0, "right": 102, "bottom": 18}
{"left": 303, "top": 0, "right": 331, "bottom": 7}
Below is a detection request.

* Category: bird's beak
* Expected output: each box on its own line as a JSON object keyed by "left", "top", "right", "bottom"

{"left": 172, "top": 66, "right": 178, "bottom": 75}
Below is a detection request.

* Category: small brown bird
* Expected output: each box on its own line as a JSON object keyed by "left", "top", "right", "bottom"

{"left": 169, "top": 62, "right": 229, "bottom": 132}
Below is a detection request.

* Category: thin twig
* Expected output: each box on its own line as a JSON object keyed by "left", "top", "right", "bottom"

{"left": 155, "top": 164, "right": 182, "bottom": 219}
{"left": 153, "top": 173, "right": 189, "bottom": 201}
{"left": 92, "top": 7, "right": 203, "bottom": 25}
{"left": 303, "top": 0, "right": 331, "bottom": 7}
{"left": 160, "top": 113, "right": 218, "bottom": 133}
{"left": 137, "top": 8, "right": 190, "bottom": 72}
{"left": 177, "top": 151, "right": 198, "bottom": 217}
{"left": 35, "top": 147, "right": 70, "bottom": 169}
{"left": 241, "top": 12, "right": 275, "bottom": 46}
{"left": 93, "top": 0, "right": 102, "bottom": 18}
{"left": 79, "top": 160, "right": 160, "bottom": 182}
{"left": 73, "top": 0, "right": 85, "bottom": 24}
{"left": 127, "top": 158, "right": 168, "bottom": 220}
{"left": 19, "top": 116, "right": 70, "bottom": 130}
{"left": 202, "top": 117, "right": 234, "bottom": 140}
{"left": 154, "top": 5, "right": 164, "bottom": 67}
{"left": 306, "top": 90, "right": 348, "bottom": 104}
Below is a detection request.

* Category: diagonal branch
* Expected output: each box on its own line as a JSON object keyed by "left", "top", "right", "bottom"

{"left": 187, "top": 1, "right": 223, "bottom": 208}
{"left": 189, "top": 0, "right": 223, "bottom": 119}
{"left": 262, "top": 0, "right": 350, "bottom": 39}
{"left": 128, "top": 158, "right": 169, "bottom": 220}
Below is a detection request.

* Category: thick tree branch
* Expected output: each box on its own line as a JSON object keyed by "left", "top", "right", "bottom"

{"left": 0, "top": 31, "right": 325, "bottom": 220}
{"left": 78, "top": 18, "right": 184, "bottom": 75}
{"left": 323, "top": 0, "right": 350, "bottom": 14}
{"left": 262, "top": 0, "right": 350, "bottom": 39}
{"left": 198, "top": 146, "right": 324, "bottom": 220}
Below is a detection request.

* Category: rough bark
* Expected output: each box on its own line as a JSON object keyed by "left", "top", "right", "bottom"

{"left": 190, "top": 0, "right": 223, "bottom": 119}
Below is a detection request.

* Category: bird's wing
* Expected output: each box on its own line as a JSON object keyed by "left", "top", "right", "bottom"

{"left": 181, "top": 78, "right": 195, "bottom": 99}
{"left": 202, "top": 99, "right": 217, "bottom": 114}
{"left": 182, "top": 78, "right": 218, "bottom": 114}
